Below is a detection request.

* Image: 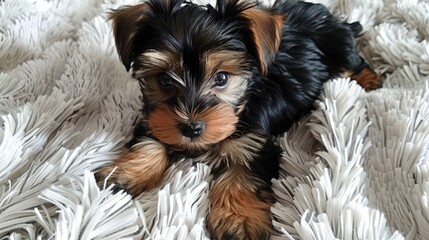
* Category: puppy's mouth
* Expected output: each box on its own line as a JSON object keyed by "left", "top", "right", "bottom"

{"left": 147, "top": 103, "right": 238, "bottom": 150}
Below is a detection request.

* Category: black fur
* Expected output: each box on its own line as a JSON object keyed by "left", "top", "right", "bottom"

{"left": 242, "top": 1, "right": 369, "bottom": 135}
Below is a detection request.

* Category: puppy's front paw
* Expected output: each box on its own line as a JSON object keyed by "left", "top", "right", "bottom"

{"left": 96, "top": 164, "right": 133, "bottom": 194}
{"left": 207, "top": 207, "right": 273, "bottom": 240}
{"left": 207, "top": 170, "right": 274, "bottom": 240}
{"left": 96, "top": 137, "right": 170, "bottom": 196}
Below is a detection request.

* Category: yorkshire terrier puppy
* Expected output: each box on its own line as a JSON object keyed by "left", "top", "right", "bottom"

{"left": 96, "top": 0, "right": 382, "bottom": 239}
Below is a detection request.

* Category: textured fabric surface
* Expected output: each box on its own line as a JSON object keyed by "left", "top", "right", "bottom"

{"left": 1, "top": 0, "right": 428, "bottom": 239}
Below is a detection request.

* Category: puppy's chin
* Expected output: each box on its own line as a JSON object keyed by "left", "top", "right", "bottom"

{"left": 148, "top": 103, "right": 239, "bottom": 151}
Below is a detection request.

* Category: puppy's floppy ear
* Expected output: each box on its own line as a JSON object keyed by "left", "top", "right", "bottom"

{"left": 241, "top": 7, "right": 284, "bottom": 75}
{"left": 109, "top": 3, "right": 151, "bottom": 71}
{"left": 109, "top": 0, "right": 184, "bottom": 71}
{"left": 216, "top": 0, "right": 283, "bottom": 75}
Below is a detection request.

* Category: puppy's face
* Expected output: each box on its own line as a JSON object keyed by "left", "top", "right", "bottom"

{"left": 110, "top": 0, "right": 283, "bottom": 150}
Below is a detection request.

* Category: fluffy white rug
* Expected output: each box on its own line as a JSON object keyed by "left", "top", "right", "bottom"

{"left": 1, "top": 0, "right": 429, "bottom": 239}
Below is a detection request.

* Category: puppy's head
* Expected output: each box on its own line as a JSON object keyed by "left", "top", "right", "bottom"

{"left": 110, "top": 0, "right": 283, "bottom": 150}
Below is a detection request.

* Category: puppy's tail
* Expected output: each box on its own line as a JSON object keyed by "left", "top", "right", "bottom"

{"left": 348, "top": 22, "right": 363, "bottom": 36}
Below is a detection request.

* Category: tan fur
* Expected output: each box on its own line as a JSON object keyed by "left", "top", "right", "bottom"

{"left": 196, "top": 103, "right": 239, "bottom": 145}
{"left": 204, "top": 50, "right": 252, "bottom": 106}
{"left": 198, "top": 133, "right": 266, "bottom": 169}
{"left": 218, "top": 133, "right": 266, "bottom": 167}
{"left": 351, "top": 67, "right": 382, "bottom": 90}
{"left": 148, "top": 103, "right": 238, "bottom": 150}
{"left": 147, "top": 104, "right": 183, "bottom": 146}
{"left": 204, "top": 50, "right": 248, "bottom": 76}
{"left": 241, "top": 8, "right": 284, "bottom": 75}
{"left": 207, "top": 165, "right": 274, "bottom": 240}
{"left": 137, "top": 50, "right": 181, "bottom": 76}
{"left": 96, "top": 137, "right": 169, "bottom": 196}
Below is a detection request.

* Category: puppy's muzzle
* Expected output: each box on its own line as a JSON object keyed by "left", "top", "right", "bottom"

{"left": 179, "top": 121, "right": 205, "bottom": 138}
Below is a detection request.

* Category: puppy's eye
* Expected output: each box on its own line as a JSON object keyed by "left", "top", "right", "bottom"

{"left": 214, "top": 72, "right": 230, "bottom": 88}
{"left": 158, "top": 73, "right": 174, "bottom": 88}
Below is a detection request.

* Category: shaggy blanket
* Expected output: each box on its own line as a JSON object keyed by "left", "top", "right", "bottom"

{"left": 1, "top": 0, "right": 429, "bottom": 239}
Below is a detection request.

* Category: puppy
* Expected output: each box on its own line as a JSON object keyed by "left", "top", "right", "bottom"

{"left": 96, "top": 0, "right": 382, "bottom": 239}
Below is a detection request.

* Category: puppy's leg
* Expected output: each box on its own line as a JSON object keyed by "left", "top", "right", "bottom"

{"left": 341, "top": 58, "right": 382, "bottom": 91}
{"left": 350, "top": 65, "right": 382, "bottom": 91}
{"left": 338, "top": 26, "right": 382, "bottom": 90}
{"left": 96, "top": 137, "right": 169, "bottom": 196}
{"left": 280, "top": 2, "right": 382, "bottom": 91}
{"left": 207, "top": 164, "right": 275, "bottom": 240}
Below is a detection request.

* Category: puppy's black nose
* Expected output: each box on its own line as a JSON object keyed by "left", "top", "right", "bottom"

{"left": 179, "top": 121, "right": 204, "bottom": 138}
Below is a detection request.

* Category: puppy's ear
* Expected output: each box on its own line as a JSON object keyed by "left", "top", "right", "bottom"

{"left": 241, "top": 7, "right": 284, "bottom": 75}
{"left": 109, "top": 0, "right": 184, "bottom": 71}
{"left": 109, "top": 3, "right": 151, "bottom": 71}
{"left": 216, "top": 0, "right": 283, "bottom": 75}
